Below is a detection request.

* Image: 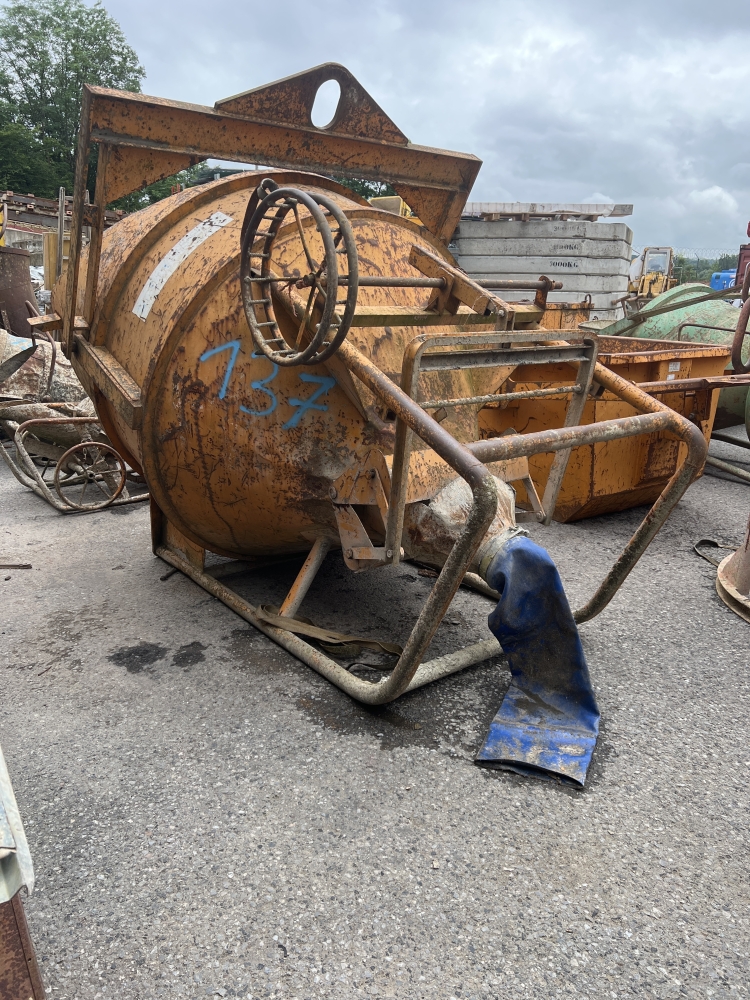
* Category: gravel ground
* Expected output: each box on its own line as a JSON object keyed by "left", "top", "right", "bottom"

{"left": 1, "top": 433, "right": 749, "bottom": 1000}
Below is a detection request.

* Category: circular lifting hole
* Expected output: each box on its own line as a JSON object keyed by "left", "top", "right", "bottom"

{"left": 310, "top": 78, "right": 341, "bottom": 129}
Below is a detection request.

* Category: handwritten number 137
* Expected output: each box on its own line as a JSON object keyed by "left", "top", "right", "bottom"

{"left": 199, "top": 340, "right": 335, "bottom": 430}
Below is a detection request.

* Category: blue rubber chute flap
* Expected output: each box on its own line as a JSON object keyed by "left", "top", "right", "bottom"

{"left": 476, "top": 535, "right": 599, "bottom": 786}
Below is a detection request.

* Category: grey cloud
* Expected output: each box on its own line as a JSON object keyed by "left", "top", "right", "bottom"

{"left": 101, "top": 0, "right": 750, "bottom": 247}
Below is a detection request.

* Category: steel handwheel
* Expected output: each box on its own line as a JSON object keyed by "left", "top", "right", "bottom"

{"left": 240, "top": 179, "right": 359, "bottom": 366}
{"left": 53, "top": 441, "right": 127, "bottom": 511}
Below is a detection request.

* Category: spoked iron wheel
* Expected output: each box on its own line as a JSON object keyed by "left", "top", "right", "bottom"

{"left": 53, "top": 441, "right": 127, "bottom": 511}
{"left": 240, "top": 179, "right": 359, "bottom": 366}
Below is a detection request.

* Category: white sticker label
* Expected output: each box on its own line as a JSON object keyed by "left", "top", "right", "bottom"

{"left": 668, "top": 361, "right": 681, "bottom": 372}
{"left": 132, "top": 211, "right": 233, "bottom": 321}
{"left": 666, "top": 373, "right": 676, "bottom": 380}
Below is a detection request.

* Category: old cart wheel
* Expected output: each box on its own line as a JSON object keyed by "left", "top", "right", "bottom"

{"left": 53, "top": 441, "right": 127, "bottom": 510}
{"left": 240, "top": 179, "right": 359, "bottom": 366}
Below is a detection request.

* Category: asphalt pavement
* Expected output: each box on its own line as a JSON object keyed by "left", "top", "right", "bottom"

{"left": 1, "top": 433, "right": 749, "bottom": 1000}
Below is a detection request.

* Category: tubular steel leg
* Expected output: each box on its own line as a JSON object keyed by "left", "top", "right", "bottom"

{"left": 278, "top": 537, "right": 331, "bottom": 617}
{"left": 516, "top": 474, "right": 545, "bottom": 523}
{"left": 384, "top": 416, "right": 412, "bottom": 566}
{"left": 705, "top": 454, "right": 750, "bottom": 484}
{"left": 156, "top": 543, "right": 500, "bottom": 703}
{"left": 541, "top": 341, "right": 597, "bottom": 524}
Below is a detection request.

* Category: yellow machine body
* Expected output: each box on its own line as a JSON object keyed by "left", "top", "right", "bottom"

{"left": 627, "top": 246, "right": 677, "bottom": 302}
{"left": 61, "top": 172, "right": 525, "bottom": 560}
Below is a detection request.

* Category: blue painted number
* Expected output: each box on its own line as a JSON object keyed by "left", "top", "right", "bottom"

{"left": 240, "top": 352, "right": 278, "bottom": 417}
{"left": 199, "top": 340, "right": 241, "bottom": 400}
{"left": 283, "top": 374, "right": 337, "bottom": 430}
{"left": 198, "top": 340, "right": 335, "bottom": 428}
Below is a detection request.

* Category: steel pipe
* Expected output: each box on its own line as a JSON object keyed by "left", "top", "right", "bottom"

{"left": 420, "top": 384, "right": 582, "bottom": 410}
{"left": 467, "top": 411, "right": 676, "bottom": 464}
{"left": 675, "top": 320, "right": 737, "bottom": 341}
{"left": 278, "top": 537, "right": 332, "bottom": 617}
{"left": 705, "top": 454, "right": 750, "bottom": 484}
{"left": 295, "top": 275, "right": 447, "bottom": 289}
{"left": 476, "top": 279, "right": 563, "bottom": 291}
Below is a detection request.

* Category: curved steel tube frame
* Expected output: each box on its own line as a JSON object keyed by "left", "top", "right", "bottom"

{"left": 52, "top": 68, "right": 708, "bottom": 703}
{"left": 732, "top": 297, "right": 750, "bottom": 375}
{"left": 156, "top": 321, "right": 707, "bottom": 705}
{"left": 0, "top": 415, "right": 148, "bottom": 512}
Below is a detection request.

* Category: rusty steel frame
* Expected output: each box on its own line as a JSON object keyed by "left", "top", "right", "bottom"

{"left": 61, "top": 64, "right": 482, "bottom": 355}
{"left": 419, "top": 384, "right": 583, "bottom": 409}
{"left": 55, "top": 69, "right": 709, "bottom": 702}
{"left": 384, "top": 331, "right": 599, "bottom": 558}
{"left": 243, "top": 275, "right": 707, "bottom": 700}
{"left": 158, "top": 336, "right": 706, "bottom": 704}
{"left": 0, "top": 416, "right": 148, "bottom": 513}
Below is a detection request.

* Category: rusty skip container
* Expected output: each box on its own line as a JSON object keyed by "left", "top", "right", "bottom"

{"left": 479, "top": 335, "right": 730, "bottom": 521}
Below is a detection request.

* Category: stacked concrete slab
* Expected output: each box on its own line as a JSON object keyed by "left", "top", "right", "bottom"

{"left": 452, "top": 217, "right": 634, "bottom": 322}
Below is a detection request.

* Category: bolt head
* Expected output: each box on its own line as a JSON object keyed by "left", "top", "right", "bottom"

{"left": 329, "top": 486, "right": 337, "bottom": 499}
{"left": 386, "top": 549, "right": 393, "bottom": 558}
{"left": 345, "top": 548, "right": 354, "bottom": 559}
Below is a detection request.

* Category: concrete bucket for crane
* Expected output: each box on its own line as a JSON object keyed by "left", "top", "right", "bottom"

{"left": 45, "top": 65, "right": 709, "bottom": 785}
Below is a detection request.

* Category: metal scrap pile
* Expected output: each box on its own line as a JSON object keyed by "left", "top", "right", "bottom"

{"left": 0, "top": 330, "right": 147, "bottom": 512}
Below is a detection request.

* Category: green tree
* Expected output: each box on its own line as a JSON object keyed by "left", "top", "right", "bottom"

{"left": 715, "top": 253, "right": 739, "bottom": 272}
{"left": 336, "top": 177, "right": 397, "bottom": 201}
{"left": 0, "top": 0, "right": 144, "bottom": 196}
{"left": 110, "top": 164, "right": 210, "bottom": 213}
{"left": 0, "top": 118, "right": 64, "bottom": 193}
{"left": 674, "top": 253, "right": 739, "bottom": 285}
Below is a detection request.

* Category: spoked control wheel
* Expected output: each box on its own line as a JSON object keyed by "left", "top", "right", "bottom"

{"left": 53, "top": 441, "right": 127, "bottom": 511}
{"left": 240, "top": 179, "right": 359, "bottom": 366}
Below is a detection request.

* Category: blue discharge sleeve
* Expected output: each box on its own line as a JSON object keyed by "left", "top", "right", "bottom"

{"left": 476, "top": 535, "right": 600, "bottom": 786}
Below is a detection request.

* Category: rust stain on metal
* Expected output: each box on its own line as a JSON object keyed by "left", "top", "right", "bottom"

{"left": 48, "top": 63, "right": 723, "bottom": 707}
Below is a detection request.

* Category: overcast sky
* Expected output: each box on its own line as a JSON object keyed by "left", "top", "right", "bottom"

{"left": 102, "top": 0, "right": 750, "bottom": 250}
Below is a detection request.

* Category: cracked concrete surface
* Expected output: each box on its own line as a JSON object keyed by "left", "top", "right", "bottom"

{"left": 1, "top": 437, "right": 749, "bottom": 1000}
